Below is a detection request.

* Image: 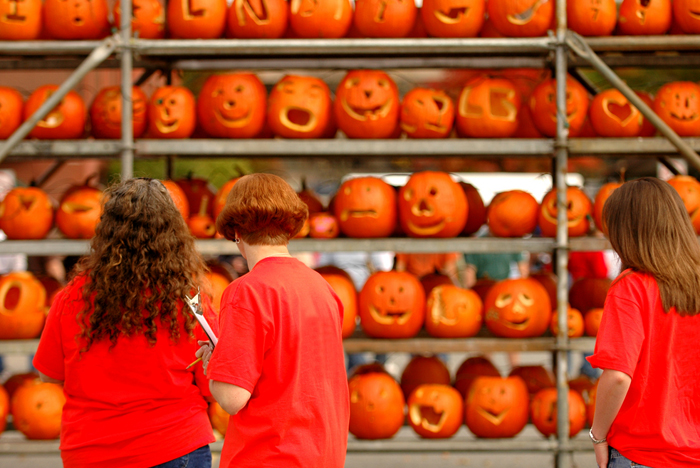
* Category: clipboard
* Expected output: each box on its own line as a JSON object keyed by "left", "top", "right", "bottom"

{"left": 185, "top": 289, "right": 218, "bottom": 347}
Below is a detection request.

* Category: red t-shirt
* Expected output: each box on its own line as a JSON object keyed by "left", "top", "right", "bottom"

{"left": 33, "top": 275, "right": 216, "bottom": 468}
{"left": 568, "top": 251, "right": 609, "bottom": 281}
{"left": 588, "top": 271, "right": 700, "bottom": 466}
{"left": 207, "top": 257, "right": 350, "bottom": 468}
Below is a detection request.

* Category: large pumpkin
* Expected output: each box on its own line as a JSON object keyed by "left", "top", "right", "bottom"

{"left": 319, "top": 270, "right": 358, "bottom": 338}
{"left": 566, "top": 0, "right": 616, "bottom": 36}
{"left": 484, "top": 278, "right": 552, "bottom": 338}
{"left": 0, "top": 271, "right": 47, "bottom": 339}
{"left": 90, "top": 86, "right": 149, "bottom": 139}
{"left": 3, "top": 371, "right": 39, "bottom": 400}
{"left": 227, "top": 0, "right": 288, "bottom": 38}
{"left": 589, "top": 89, "right": 643, "bottom": 137}
{"left": 460, "top": 182, "right": 486, "bottom": 236}
{"left": 454, "top": 356, "right": 501, "bottom": 399}
{"left": 465, "top": 376, "right": 529, "bottom": 438}
{"left": 530, "top": 388, "right": 587, "bottom": 438}
{"left": 167, "top": 0, "right": 227, "bottom": 38}
{"left": 333, "top": 177, "right": 397, "bottom": 238}
{"left": 288, "top": 0, "right": 353, "bottom": 38}
{"left": 569, "top": 277, "right": 611, "bottom": 313}
{"left": 0, "top": 87, "right": 23, "bottom": 139}
{"left": 354, "top": 0, "right": 417, "bottom": 37}
{"left": 421, "top": 0, "right": 485, "bottom": 37}
{"left": 487, "top": 0, "right": 554, "bottom": 37}
{"left": 349, "top": 372, "right": 405, "bottom": 440}
{"left": 593, "top": 180, "right": 623, "bottom": 235}
{"left": 114, "top": 0, "right": 165, "bottom": 38}
{"left": 400, "top": 88, "right": 455, "bottom": 139}
{"left": 673, "top": 0, "right": 700, "bottom": 33}
{"left": 425, "top": 285, "right": 483, "bottom": 338}
{"left": 508, "top": 365, "right": 555, "bottom": 399}
{"left": 55, "top": 185, "right": 103, "bottom": 239}
{"left": 457, "top": 76, "right": 521, "bottom": 138}
{"left": 0, "top": 0, "right": 41, "bottom": 40}
{"left": 43, "top": 0, "right": 109, "bottom": 39}
{"left": 652, "top": 82, "right": 700, "bottom": 137}
{"left": 147, "top": 86, "right": 196, "bottom": 139}
{"left": 24, "top": 85, "right": 86, "bottom": 140}
{"left": 11, "top": 381, "right": 65, "bottom": 440}
{"left": 267, "top": 75, "right": 332, "bottom": 139}
{"left": 359, "top": 271, "right": 425, "bottom": 339}
{"left": 197, "top": 74, "right": 266, "bottom": 139}
{"left": 0, "top": 187, "right": 54, "bottom": 240}
{"left": 550, "top": 306, "right": 585, "bottom": 338}
{"left": 530, "top": 76, "right": 589, "bottom": 138}
{"left": 408, "top": 384, "right": 463, "bottom": 439}
{"left": 618, "top": 0, "right": 672, "bottom": 35}
{"left": 162, "top": 179, "right": 190, "bottom": 219}
{"left": 538, "top": 186, "right": 593, "bottom": 238}
{"left": 400, "top": 355, "right": 451, "bottom": 400}
{"left": 487, "top": 190, "right": 539, "bottom": 238}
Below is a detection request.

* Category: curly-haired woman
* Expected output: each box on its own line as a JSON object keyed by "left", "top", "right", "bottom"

{"left": 196, "top": 173, "right": 349, "bottom": 468}
{"left": 34, "top": 178, "right": 217, "bottom": 468}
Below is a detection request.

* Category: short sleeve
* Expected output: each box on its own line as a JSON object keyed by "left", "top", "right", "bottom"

{"left": 33, "top": 289, "right": 69, "bottom": 381}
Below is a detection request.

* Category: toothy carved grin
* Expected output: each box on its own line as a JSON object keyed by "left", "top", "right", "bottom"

{"left": 409, "top": 404, "right": 447, "bottom": 432}
{"left": 435, "top": 7, "right": 469, "bottom": 24}
{"left": 341, "top": 97, "right": 394, "bottom": 122}
{"left": 215, "top": 109, "right": 253, "bottom": 128}
{"left": 340, "top": 210, "right": 378, "bottom": 221}
{"left": 670, "top": 112, "right": 699, "bottom": 122}
{"left": 691, "top": 10, "right": 700, "bottom": 20}
{"left": 369, "top": 305, "right": 412, "bottom": 325}
{"left": 476, "top": 406, "right": 509, "bottom": 426}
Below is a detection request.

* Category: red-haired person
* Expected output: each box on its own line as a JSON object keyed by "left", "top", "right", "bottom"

{"left": 197, "top": 173, "right": 349, "bottom": 468}
{"left": 33, "top": 178, "right": 217, "bottom": 467}
{"left": 588, "top": 177, "right": 700, "bottom": 468}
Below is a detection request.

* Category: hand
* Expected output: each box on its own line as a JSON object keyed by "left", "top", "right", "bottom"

{"left": 195, "top": 340, "right": 213, "bottom": 375}
{"left": 594, "top": 441, "right": 609, "bottom": 468}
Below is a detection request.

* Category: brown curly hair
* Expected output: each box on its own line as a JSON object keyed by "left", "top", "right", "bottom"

{"left": 74, "top": 178, "right": 207, "bottom": 351}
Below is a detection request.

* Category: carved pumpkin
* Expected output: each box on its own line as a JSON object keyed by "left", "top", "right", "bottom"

{"left": 484, "top": 278, "right": 552, "bottom": 338}
{"left": 90, "top": 86, "right": 149, "bottom": 139}
{"left": 635, "top": 91, "right": 657, "bottom": 137}
{"left": 0, "top": 0, "right": 41, "bottom": 40}
{"left": 400, "top": 355, "right": 451, "bottom": 400}
{"left": 550, "top": 306, "right": 585, "bottom": 338}
{"left": 43, "top": 0, "right": 109, "bottom": 39}
{"left": 354, "top": 0, "right": 417, "bottom": 37}
{"left": 267, "top": 75, "right": 332, "bottom": 139}
{"left": 0, "top": 187, "right": 54, "bottom": 240}
{"left": 309, "top": 212, "right": 340, "bottom": 239}
{"left": 454, "top": 356, "right": 501, "bottom": 399}
{"left": 359, "top": 270, "right": 425, "bottom": 339}
{"left": 167, "top": 0, "right": 227, "bottom": 38}
{"left": 162, "top": 179, "right": 190, "bottom": 219}
{"left": 408, "top": 384, "right": 463, "bottom": 439}
{"left": 668, "top": 175, "right": 700, "bottom": 234}
{"left": 487, "top": 0, "right": 554, "bottom": 37}
{"left": 652, "top": 82, "right": 700, "bottom": 137}
{"left": 589, "top": 89, "right": 643, "bottom": 137}
{"left": 227, "top": 0, "right": 288, "bottom": 38}
{"left": 584, "top": 307, "right": 604, "bottom": 337}
{"left": 567, "top": 0, "right": 616, "bottom": 36}
{"left": 349, "top": 372, "right": 405, "bottom": 440}
{"left": 213, "top": 177, "right": 240, "bottom": 221}
{"left": 465, "top": 376, "right": 529, "bottom": 438}
{"left": 508, "top": 365, "right": 555, "bottom": 399}
{"left": 319, "top": 270, "right": 358, "bottom": 338}
{"left": 147, "top": 86, "right": 196, "bottom": 139}
{"left": 334, "top": 70, "right": 400, "bottom": 139}
{"left": 398, "top": 171, "right": 468, "bottom": 238}
{"left": 333, "top": 176, "right": 397, "bottom": 238}
{"left": 400, "top": 88, "right": 455, "bottom": 139}
{"left": 289, "top": 0, "right": 353, "bottom": 38}
{"left": 0, "top": 87, "right": 23, "bottom": 139}
{"left": 512, "top": 103, "right": 545, "bottom": 138}
{"left": 530, "top": 388, "right": 587, "bottom": 438}
{"left": 425, "top": 285, "right": 483, "bottom": 338}
{"left": 569, "top": 277, "right": 611, "bottom": 313}
{"left": 11, "top": 381, "right": 65, "bottom": 440}
{"left": 0, "top": 271, "right": 47, "bottom": 339}
{"left": 176, "top": 175, "right": 216, "bottom": 219}
{"left": 618, "top": 0, "right": 672, "bottom": 35}
{"left": 673, "top": 0, "right": 700, "bottom": 33}
{"left": 188, "top": 197, "right": 217, "bottom": 238}
{"left": 197, "top": 74, "right": 266, "bottom": 139}
{"left": 421, "top": 0, "right": 485, "bottom": 37}
{"left": 487, "top": 190, "right": 539, "bottom": 238}
{"left": 538, "top": 186, "right": 593, "bottom": 238}
{"left": 530, "top": 76, "right": 589, "bottom": 138}
{"left": 457, "top": 76, "right": 521, "bottom": 138}
{"left": 208, "top": 401, "right": 231, "bottom": 436}
{"left": 114, "top": 0, "right": 165, "bottom": 38}
{"left": 56, "top": 185, "right": 103, "bottom": 239}
{"left": 24, "top": 85, "right": 86, "bottom": 140}
{"left": 460, "top": 182, "right": 486, "bottom": 236}
{"left": 593, "top": 181, "right": 623, "bottom": 235}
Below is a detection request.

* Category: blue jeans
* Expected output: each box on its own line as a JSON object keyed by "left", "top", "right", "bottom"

{"left": 608, "top": 447, "right": 653, "bottom": 468}
{"left": 151, "top": 445, "right": 211, "bottom": 468}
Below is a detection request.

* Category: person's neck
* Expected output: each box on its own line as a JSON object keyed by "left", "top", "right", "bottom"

{"left": 243, "top": 243, "right": 293, "bottom": 270}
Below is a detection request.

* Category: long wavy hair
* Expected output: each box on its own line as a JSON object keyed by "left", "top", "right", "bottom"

{"left": 74, "top": 178, "right": 207, "bottom": 351}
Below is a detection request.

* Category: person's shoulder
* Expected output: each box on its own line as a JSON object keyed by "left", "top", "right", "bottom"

{"left": 610, "top": 269, "right": 655, "bottom": 295}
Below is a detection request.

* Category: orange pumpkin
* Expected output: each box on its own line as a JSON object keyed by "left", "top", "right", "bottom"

{"left": 0, "top": 383, "right": 7, "bottom": 435}
{"left": 0, "top": 87, "right": 23, "bottom": 139}
{"left": 56, "top": 185, "right": 103, "bottom": 239}
{"left": 167, "top": 0, "right": 227, "bottom": 38}
{"left": 454, "top": 356, "right": 501, "bottom": 399}
{"left": 589, "top": 89, "right": 643, "bottom": 137}
{"left": 289, "top": 0, "right": 353, "bottom": 38}
{"left": 421, "top": 0, "right": 485, "bottom": 37}
{"left": 203, "top": 269, "right": 230, "bottom": 313}
{"left": 530, "top": 76, "right": 590, "bottom": 138}
{"left": 11, "top": 381, "right": 65, "bottom": 440}
{"left": 400, "top": 355, "right": 451, "bottom": 400}
{"left": 90, "top": 86, "right": 149, "bottom": 139}
{"left": 569, "top": 277, "right": 611, "bottom": 313}
{"left": 465, "top": 376, "right": 529, "bottom": 438}
{"left": 667, "top": 175, "right": 700, "bottom": 234}
{"left": 530, "top": 388, "right": 587, "bottom": 438}
{"left": 188, "top": 196, "right": 217, "bottom": 239}
{"left": 584, "top": 307, "right": 604, "bottom": 337}
{"left": 425, "top": 285, "right": 483, "bottom": 338}
{"left": 147, "top": 86, "right": 196, "bottom": 139}
{"left": 636, "top": 91, "right": 657, "bottom": 137}
{"left": 318, "top": 270, "right": 358, "bottom": 338}
{"left": 24, "top": 85, "right": 86, "bottom": 140}
{"left": 569, "top": 374, "right": 596, "bottom": 403}
{"left": 333, "top": 176, "right": 397, "bottom": 238}
{"left": 567, "top": 0, "right": 616, "bottom": 36}
{"left": 400, "top": 88, "right": 455, "bottom": 139}
{"left": 408, "top": 384, "right": 463, "bottom": 439}
{"left": 114, "top": 0, "right": 165, "bottom": 38}
{"left": 359, "top": 271, "right": 425, "bottom": 339}
{"left": 354, "top": 0, "right": 417, "bottom": 37}
{"left": 0, "top": 0, "right": 41, "bottom": 40}
{"left": 593, "top": 181, "right": 623, "bottom": 235}
{"left": 0, "top": 187, "right": 54, "bottom": 240}
{"left": 538, "top": 186, "right": 593, "bottom": 238}
{"left": 550, "top": 306, "right": 585, "bottom": 338}
{"left": 43, "top": 0, "right": 109, "bottom": 39}
{"left": 483, "top": 278, "right": 552, "bottom": 338}
{"left": 457, "top": 76, "right": 521, "bottom": 138}
{"left": 175, "top": 176, "right": 217, "bottom": 221}
{"left": 512, "top": 103, "right": 545, "bottom": 138}
{"left": 460, "top": 182, "right": 486, "bottom": 236}
{"left": 213, "top": 177, "right": 240, "bottom": 221}
{"left": 586, "top": 381, "right": 598, "bottom": 427}
{"left": 293, "top": 218, "right": 310, "bottom": 238}
{"left": 508, "top": 365, "right": 555, "bottom": 398}
{"left": 348, "top": 372, "right": 405, "bottom": 440}
{"left": 298, "top": 180, "right": 324, "bottom": 213}
{"left": 0, "top": 272, "right": 47, "bottom": 340}
{"left": 208, "top": 401, "right": 231, "bottom": 436}
{"left": 487, "top": 0, "right": 554, "bottom": 37}
{"left": 673, "top": 0, "right": 700, "bottom": 33}
{"left": 653, "top": 82, "right": 700, "bottom": 137}
{"left": 267, "top": 75, "right": 332, "bottom": 139}
{"left": 227, "top": 0, "right": 288, "bottom": 38}
{"left": 162, "top": 180, "right": 190, "bottom": 219}
{"left": 309, "top": 212, "right": 340, "bottom": 239}
{"left": 618, "top": 0, "right": 672, "bottom": 35}
{"left": 3, "top": 371, "right": 39, "bottom": 400}
{"left": 487, "top": 190, "right": 539, "bottom": 238}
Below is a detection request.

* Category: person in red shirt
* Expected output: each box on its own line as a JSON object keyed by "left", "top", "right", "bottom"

{"left": 197, "top": 173, "right": 350, "bottom": 468}
{"left": 33, "top": 178, "right": 217, "bottom": 468}
{"left": 588, "top": 177, "right": 700, "bottom": 468}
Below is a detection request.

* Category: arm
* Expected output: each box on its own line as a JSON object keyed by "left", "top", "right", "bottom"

{"left": 517, "top": 260, "right": 530, "bottom": 279}
{"left": 463, "top": 264, "right": 477, "bottom": 289}
{"left": 38, "top": 371, "right": 63, "bottom": 385}
{"left": 210, "top": 380, "right": 252, "bottom": 416}
{"left": 439, "top": 256, "right": 461, "bottom": 287}
{"left": 591, "top": 369, "right": 632, "bottom": 468}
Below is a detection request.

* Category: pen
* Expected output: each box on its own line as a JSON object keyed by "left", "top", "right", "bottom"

{"left": 186, "top": 357, "right": 202, "bottom": 369}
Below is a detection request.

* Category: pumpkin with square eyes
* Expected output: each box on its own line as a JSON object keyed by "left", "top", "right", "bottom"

{"left": 531, "top": 388, "right": 587, "bottom": 438}
{"left": 618, "top": 0, "right": 672, "bottom": 35}
{"left": 538, "top": 186, "right": 593, "bottom": 238}
{"left": 354, "top": 0, "right": 417, "bottom": 38}
{"left": 653, "top": 82, "right": 700, "bottom": 137}
{"left": 484, "top": 278, "right": 551, "bottom": 338}
{"left": 567, "top": 0, "right": 616, "bottom": 36}
{"left": 465, "top": 376, "right": 529, "bottom": 438}
{"left": 673, "top": 0, "right": 700, "bottom": 33}
{"left": 454, "top": 356, "right": 501, "bottom": 399}
{"left": 198, "top": 74, "right": 267, "bottom": 139}
{"left": 530, "top": 76, "right": 589, "bottom": 138}
{"left": 43, "top": 0, "right": 109, "bottom": 39}
{"left": 589, "top": 89, "right": 643, "bottom": 137}
{"left": 0, "top": 87, "right": 23, "bottom": 139}
{"left": 114, "top": 0, "right": 165, "bottom": 39}
{"left": 289, "top": 0, "right": 352, "bottom": 38}
{"left": 667, "top": 175, "right": 700, "bottom": 234}
{"left": 0, "top": 0, "right": 42, "bottom": 40}
{"left": 400, "top": 88, "right": 454, "bottom": 139}
{"left": 457, "top": 76, "right": 521, "bottom": 138}
{"left": 24, "top": 85, "right": 86, "bottom": 140}
{"left": 227, "top": 0, "right": 288, "bottom": 38}
{"left": 90, "top": 86, "right": 149, "bottom": 139}
{"left": 425, "top": 285, "right": 483, "bottom": 338}
{"left": 421, "top": 0, "right": 485, "bottom": 37}
{"left": 349, "top": 372, "right": 405, "bottom": 440}
{"left": 267, "top": 75, "right": 332, "bottom": 139}
{"left": 167, "top": 0, "right": 227, "bottom": 38}
{"left": 408, "top": 384, "right": 463, "bottom": 439}
{"left": 333, "top": 176, "right": 397, "bottom": 238}
{"left": 487, "top": 0, "right": 553, "bottom": 37}
{"left": 359, "top": 271, "right": 425, "bottom": 338}
{"left": 148, "top": 86, "right": 196, "bottom": 139}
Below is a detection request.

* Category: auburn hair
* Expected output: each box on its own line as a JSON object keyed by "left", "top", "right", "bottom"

{"left": 604, "top": 177, "right": 700, "bottom": 316}
{"left": 75, "top": 178, "right": 207, "bottom": 351}
{"left": 216, "top": 173, "right": 308, "bottom": 245}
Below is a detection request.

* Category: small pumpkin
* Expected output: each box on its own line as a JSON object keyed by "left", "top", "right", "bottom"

{"left": 354, "top": 0, "right": 417, "bottom": 37}
{"left": 11, "top": 381, "right": 65, "bottom": 440}
{"left": 425, "top": 285, "right": 483, "bottom": 338}
{"left": 487, "top": 190, "right": 539, "bottom": 238}
{"left": 400, "top": 355, "right": 452, "bottom": 400}
{"left": 0, "top": 272, "right": 46, "bottom": 340}
{"left": 530, "top": 388, "right": 587, "bottom": 438}
{"left": 618, "top": 0, "right": 672, "bottom": 35}
{"left": 349, "top": 372, "right": 406, "bottom": 440}
{"left": 0, "top": 0, "right": 41, "bottom": 40}
{"left": 487, "top": 0, "right": 554, "bottom": 37}
{"left": 584, "top": 307, "right": 604, "bottom": 337}
{"left": 203, "top": 268, "right": 231, "bottom": 313}
{"left": 289, "top": 0, "right": 353, "bottom": 38}
{"left": 530, "top": 76, "right": 590, "bottom": 138}
{"left": 465, "top": 376, "right": 529, "bottom": 438}
{"left": 267, "top": 75, "right": 332, "bottom": 139}
{"left": 550, "top": 306, "right": 585, "bottom": 338}
{"left": 673, "top": 0, "right": 700, "bottom": 33}
{"left": 148, "top": 86, "right": 197, "bottom": 139}
{"left": 188, "top": 197, "right": 217, "bottom": 239}
{"left": 566, "top": 0, "right": 616, "bottom": 36}
{"left": 213, "top": 177, "right": 240, "bottom": 221}
{"left": 454, "top": 356, "right": 501, "bottom": 399}
{"left": 309, "top": 212, "right": 340, "bottom": 239}
{"left": 589, "top": 89, "right": 643, "bottom": 137}
{"left": 421, "top": 0, "right": 485, "bottom": 37}
{"left": 530, "top": 272, "right": 557, "bottom": 308}
{"left": 457, "top": 76, "right": 521, "bottom": 138}
{"left": 408, "top": 384, "right": 463, "bottom": 439}
{"left": 0, "top": 87, "right": 23, "bottom": 139}
{"left": 208, "top": 401, "right": 231, "bottom": 436}
{"left": 652, "top": 82, "right": 700, "bottom": 137}
{"left": 227, "top": 0, "right": 288, "bottom": 38}
{"left": 593, "top": 180, "right": 623, "bottom": 235}
{"left": 483, "top": 278, "right": 552, "bottom": 338}
{"left": 167, "top": 0, "right": 227, "bottom": 38}
{"left": 0, "top": 187, "right": 54, "bottom": 240}
{"left": 333, "top": 177, "right": 397, "bottom": 238}
{"left": 318, "top": 269, "right": 358, "bottom": 338}
{"left": 90, "top": 86, "right": 149, "bottom": 139}
{"left": 538, "top": 186, "right": 593, "bottom": 238}
{"left": 400, "top": 88, "right": 455, "bottom": 139}
{"left": 24, "top": 85, "right": 86, "bottom": 140}
{"left": 55, "top": 184, "right": 103, "bottom": 239}
{"left": 508, "top": 365, "right": 555, "bottom": 399}
{"left": 43, "top": 0, "right": 109, "bottom": 39}
{"left": 114, "top": 0, "right": 165, "bottom": 38}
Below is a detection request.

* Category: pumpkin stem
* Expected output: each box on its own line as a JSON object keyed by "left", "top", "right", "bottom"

{"left": 199, "top": 196, "right": 209, "bottom": 217}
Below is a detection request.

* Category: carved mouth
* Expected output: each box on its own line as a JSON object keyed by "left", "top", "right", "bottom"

{"left": 215, "top": 109, "right": 253, "bottom": 128}
{"left": 542, "top": 209, "right": 585, "bottom": 228}
{"left": 691, "top": 10, "right": 700, "bottom": 20}
{"left": 38, "top": 112, "right": 64, "bottom": 129}
{"left": 341, "top": 97, "right": 393, "bottom": 122}
{"left": 374, "top": 0, "right": 387, "bottom": 22}
{"left": 369, "top": 305, "right": 412, "bottom": 325}
{"left": 406, "top": 219, "right": 446, "bottom": 236}
{"left": 476, "top": 406, "right": 509, "bottom": 426}
{"left": 61, "top": 203, "right": 95, "bottom": 214}
{"left": 636, "top": 9, "right": 646, "bottom": 25}
{"left": 155, "top": 119, "right": 180, "bottom": 134}
{"left": 505, "top": 316, "right": 530, "bottom": 330}
{"left": 339, "top": 209, "right": 378, "bottom": 221}
{"left": 280, "top": 107, "right": 317, "bottom": 132}
{"left": 549, "top": 110, "right": 577, "bottom": 123}
{"left": 670, "top": 112, "right": 699, "bottom": 122}
{"left": 409, "top": 404, "right": 447, "bottom": 432}
{"left": 435, "top": 7, "right": 469, "bottom": 24}
{"left": 73, "top": 16, "right": 84, "bottom": 25}
{"left": 506, "top": 0, "right": 548, "bottom": 25}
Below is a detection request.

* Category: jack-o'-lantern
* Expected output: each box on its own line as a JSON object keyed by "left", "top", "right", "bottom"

{"left": 569, "top": 277, "right": 611, "bottom": 313}
{"left": 359, "top": 271, "right": 425, "bottom": 338}
{"left": 400, "top": 88, "right": 454, "bottom": 139}
{"left": 56, "top": 185, "right": 103, "bottom": 239}
{"left": 213, "top": 177, "right": 240, "bottom": 221}
{"left": 43, "top": 0, "right": 109, "bottom": 39}
{"left": 589, "top": 89, "right": 643, "bottom": 137}
{"left": 24, "top": 85, "right": 86, "bottom": 140}
{"left": 309, "top": 212, "right": 339, "bottom": 238}
{"left": 425, "top": 285, "right": 483, "bottom": 338}
{"left": 148, "top": 86, "right": 196, "bottom": 139}
{"left": 673, "top": 0, "right": 700, "bottom": 33}
{"left": 618, "top": 0, "right": 672, "bottom": 35}
{"left": 176, "top": 175, "right": 216, "bottom": 219}
{"left": 167, "top": 0, "right": 227, "bottom": 38}
{"left": 584, "top": 307, "right": 604, "bottom": 337}
{"left": 593, "top": 180, "right": 623, "bottom": 235}
{"left": 465, "top": 376, "right": 529, "bottom": 438}
{"left": 162, "top": 180, "right": 190, "bottom": 219}
{"left": 398, "top": 171, "right": 468, "bottom": 238}
{"left": 530, "top": 272, "right": 557, "bottom": 308}
{"left": 487, "top": 190, "right": 539, "bottom": 238}
{"left": 289, "top": 0, "right": 353, "bottom": 38}
{"left": 530, "top": 388, "right": 586, "bottom": 438}
{"left": 197, "top": 74, "right": 267, "bottom": 139}
{"left": 667, "top": 175, "right": 700, "bottom": 234}
{"left": 319, "top": 270, "right": 357, "bottom": 338}
{"left": 487, "top": 0, "right": 554, "bottom": 37}
{"left": 0, "top": 271, "right": 47, "bottom": 339}
{"left": 408, "top": 384, "right": 463, "bottom": 439}
{"left": 0, "top": 187, "right": 53, "bottom": 240}
{"left": 538, "top": 186, "right": 593, "bottom": 238}
{"left": 550, "top": 306, "right": 585, "bottom": 338}
{"left": 90, "top": 86, "right": 148, "bottom": 139}
{"left": 635, "top": 91, "right": 656, "bottom": 137}
{"left": 0, "top": 0, "right": 41, "bottom": 40}
{"left": 421, "top": 0, "right": 485, "bottom": 37}
{"left": 11, "top": 381, "right": 65, "bottom": 440}
{"left": 0, "top": 87, "right": 23, "bottom": 139}
{"left": 349, "top": 372, "right": 405, "bottom": 440}
{"left": 227, "top": 0, "right": 288, "bottom": 38}
{"left": 400, "top": 355, "right": 451, "bottom": 400}
{"left": 457, "top": 76, "right": 521, "bottom": 138}
{"left": 114, "top": 0, "right": 165, "bottom": 38}
{"left": 460, "top": 182, "right": 486, "bottom": 235}
{"left": 354, "top": 0, "right": 417, "bottom": 37}
{"left": 267, "top": 75, "right": 332, "bottom": 139}
{"left": 530, "top": 76, "right": 589, "bottom": 138}
{"left": 454, "top": 356, "right": 500, "bottom": 399}
{"left": 208, "top": 401, "right": 230, "bottom": 436}
{"left": 334, "top": 70, "right": 400, "bottom": 139}
{"left": 567, "top": 0, "right": 616, "bottom": 36}
{"left": 484, "top": 278, "right": 552, "bottom": 338}
{"left": 333, "top": 176, "right": 397, "bottom": 238}
{"left": 508, "top": 365, "right": 554, "bottom": 398}
{"left": 653, "top": 82, "right": 700, "bottom": 137}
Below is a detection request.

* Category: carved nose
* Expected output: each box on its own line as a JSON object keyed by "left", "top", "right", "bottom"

{"left": 419, "top": 199, "right": 429, "bottom": 211}
{"left": 364, "top": 90, "right": 372, "bottom": 99}
{"left": 224, "top": 100, "right": 236, "bottom": 110}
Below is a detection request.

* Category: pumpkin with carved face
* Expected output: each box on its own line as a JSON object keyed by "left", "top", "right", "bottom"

{"left": 148, "top": 86, "right": 196, "bottom": 139}
{"left": 90, "top": 86, "right": 148, "bottom": 139}
{"left": 465, "top": 376, "right": 529, "bottom": 438}
{"left": 589, "top": 89, "right": 643, "bottom": 137}
{"left": 354, "top": 0, "right": 417, "bottom": 37}
{"left": 593, "top": 181, "right": 622, "bottom": 235}
{"left": 457, "top": 76, "right": 521, "bottom": 138}
{"left": 421, "top": 0, "right": 485, "bottom": 37}
{"left": 0, "top": 0, "right": 41, "bottom": 39}
{"left": 359, "top": 271, "right": 425, "bottom": 339}
{"left": 114, "top": 0, "right": 165, "bottom": 38}
{"left": 0, "top": 272, "right": 47, "bottom": 339}
{"left": 538, "top": 186, "right": 593, "bottom": 238}
{"left": 349, "top": 372, "right": 405, "bottom": 440}
{"left": 567, "top": 0, "right": 616, "bottom": 36}
{"left": 618, "top": 0, "right": 672, "bottom": 35}
{"left": 531, "top": 388, "right": 587, "bottom": 438}
{"left": 289, "top": 0, "right": 353, "bottom": 38}
{"left": 454, "top": 356, "right": 501, "bottom": 399}
{"left": 487, "top": 190, "right": 539, "bottom": 238}
{"left": 319, "top": 270, "right": 358, "bottom": 338}
{"left": 484, "top": 278, "right": 551, "bottom": 338}
{"left": 508, "top": 365, "right": 555, "bottom": 399}
{"left": 267, "top": 75, "right": 332, "bottom": 139}
{"left": 673, "top": 0, "right": 700, "bottom": 33}
{"left": 333, "top": 176, "right": 397, "bottom": 238}
{"left": 487, "top": 0, "right": 554, "bottom": 37}
{"left": 56, "top": 185, "right": 103, "bottom": 239}
{"left": 0, "top": 87, "right": 23, "bottom": 139}
{"left": 408, "top": 384, "right": 463, "bottom": 439}
{"left": 668, "top": 175, "right": 700, "bottom": 234}
{"left": 227, "top": 0, "right": 288, "bottom": 38}
{"left": 530, "top": 76, "right": 590, "bottom": 137}
{"left": 398, "top": 171, "right": 468, "bottom": 238}
{"left": 167, "top": 0, "right": 227, "bottom": 38}
{"left": 43, "top": 0, "right": 109, "bottom": 38}
{"left": 24, "top": 85, "right": 86, "bottom": 140}
{"left": 550, "top": 306, "right": 584, "bottom": 338}
{"left": 335, "top": 70, "right": 400, "bottom": 139}
{"left": 653, "top": 82, "right": 700, "bottom": 137}
{"left": 198, "top": 74, "right": 266, "bottom": 139}
{"left": 0, "top": 187, "right": 53, "bottom": 240}
{"left": 400, "top": 88, "right": 454, "bottom": 139}
{"left": 425, "top": 285, "right": 483, "bottom": 338}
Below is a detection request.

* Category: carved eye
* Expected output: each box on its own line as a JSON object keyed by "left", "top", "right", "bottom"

{"left": 495, "top": 293, "right": 513, "bottom": 308}
{"left": 399, "top": 287, "right": 404, "bottom": 293}
{"left": 168, "top": 99, "right": 176, "bottom": 105}
{"left": 235, "top": 85, "right": 244, "bottom": 93}
{"left": 346, "top": 78, "right": 361, "bottom": 88}
{"left": 429, "top": 187, "right": 438, "bottom": 196}
{"left": 403, "top": 188, "right": 414, "bottom": 201}
{"left": 156, "top": 99, "right": 163, "bottom": 105}
{"left": 518, "top": 294, "right": 534, "bottom": 307}
{"left": 378, "top": 79, "right": 389, "bottom": 89}
{"left": 376, "top": 285, "right": 385, "bottom": 294}
{"left": 212, "top": 89, "right": 223, "bottom": 98}
{"left": 344, "top": 187, "right": 351, "bottom": 195}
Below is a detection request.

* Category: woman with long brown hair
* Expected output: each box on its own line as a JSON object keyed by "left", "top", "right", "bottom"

{"left": 33, "top": 178, "right": 217, "bottom": 468}
{"left": 588, "top": 177, "right": 700, "bottom": 467}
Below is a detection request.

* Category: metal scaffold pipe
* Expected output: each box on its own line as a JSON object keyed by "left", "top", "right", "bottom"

{"left": 120, "top": 0, "right": 134, "bottom": 179}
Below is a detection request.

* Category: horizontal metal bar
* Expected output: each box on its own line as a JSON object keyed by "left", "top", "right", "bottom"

{"left": 586, "top": 35, "right": 700, "bottom": 52}
{"left": 569, "top": 53, "right": 700, "bottom": 69}
{"left": 0, "top": 58, "right": 162, "bottom": 70}
{"left": 0, "top": 40, "right": 103, "bottom": 55}
{"left": 569, "top": 137, "right": 700, "bottom": 155}
{"left": 8, "top": 140, "right": 123, "bottom": 157}
{"left": 0, "top": 339, "right": 41, "bottom": 354}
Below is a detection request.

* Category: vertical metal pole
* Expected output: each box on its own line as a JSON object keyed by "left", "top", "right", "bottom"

{"left": 120, "top": 0, "right": 134, "bottom": 179}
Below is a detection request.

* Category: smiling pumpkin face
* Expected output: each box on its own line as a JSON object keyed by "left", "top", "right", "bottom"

{"left": 653, "top": 81, "right": 700, "bottom": 137}
{"left": 484, "top": 278, "right": 551, "bottom": 338}
{"left": 43, "top": 0, "right": 110, "bottom": 39}
{"left": 90, "top": 86, "right": 148, "bottom": 139}
{"left": 530, "top": 76, "right": 590, "bottom": 137}
{"left": 531, "top": 388, "right": 587, "bottom": 438}
{"left": 618, "top": 0, "right": 672, "bottom": 35}
{"left": 487, "top": 0, "right": 553, "bottom": 37}
{"left": 197, "top": 74, "right": 267, "bottom": 138}
{"left": 425, "top": 285, "right": 483, "bottom": 338}
{"left": 148, "top": 86, "right": 196, "bottom": 139}
{"left": 408, "top": 384, "right": 464, "bottom": 439}
{"left": 465, "top": 376, "right": 529, "bottom": 438}
{"left": 400, "top": 87, "right": 455, "bottom": 138}
{"left": 333, "top": 176, "right": 397, "bottom": 238}
{"left": 421, "top": 0, "right": 485, "bottom": 37}
{"left": 0, "top": 0, "right": 42, "bottom": 39}
{"left": 667, "top": 175, "right": 700, "bottom": 234}
{"left": 267, "top": 75, "right": 332, "bottom": 139}
{"left": 359, "top": 271, "right": 425, "bottom": 338}
{"left": 673, "top": 0, "right": 700, "bottom": 33}
{"left": 114, "top": 0, "right": 165, "bottom": 39}
{"left": 289, "top": 0, "right": 352, "bottom": 38}
{"left": 538, "top": 186, "right": 593, "bottom": 238}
